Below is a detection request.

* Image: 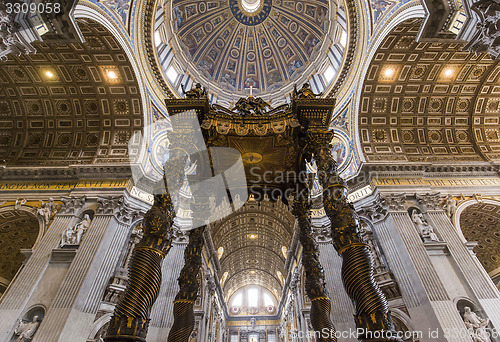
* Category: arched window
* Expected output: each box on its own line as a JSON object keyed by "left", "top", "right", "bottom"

{"left": 229, "top": 286, "right": 277, "bottom": 316}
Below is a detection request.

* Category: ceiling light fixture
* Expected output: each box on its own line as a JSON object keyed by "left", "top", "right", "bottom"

{"left": 249, "top": 234, "right": 257, "bottom": 239}
{"left": 107, "top": 70, "right": 118, "bottom": 79}
{"left": 384, "top": 68, "right": 395, "bottom": 77}
{"left": 45, "top": 71, "right": 54, "bottom": 78}
{"left": 444, "top": 68, "right": 454, "bottom": 77}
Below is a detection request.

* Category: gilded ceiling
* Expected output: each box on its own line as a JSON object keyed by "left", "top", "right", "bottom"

{"left": 171, "top": 0, "right": 329, "bottom": 96}
{"left": 460, "top": 202, "right": 500, "bottom": 274}
{"left": 210, "top": 199, "right": 295, "bottom": 303}
{"left": 0, "top": 19, "right": 142, "bottom": 166}
{"left": 359, "top": 18, "right": 500, "bottom": 163}
{"left": 0, "top": 210, "right": 38, "bottom": 283}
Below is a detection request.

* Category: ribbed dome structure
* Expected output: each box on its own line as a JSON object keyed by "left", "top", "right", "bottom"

{"left": 157, "top": 0, "right": 348, "bottom": 106}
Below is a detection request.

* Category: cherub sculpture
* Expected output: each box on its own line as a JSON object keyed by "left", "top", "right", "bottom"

{"left": 233, "top": 96, "right": 271, "bottom": 116}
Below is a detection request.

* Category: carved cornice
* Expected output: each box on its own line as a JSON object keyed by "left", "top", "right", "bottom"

{"left": 0, "top": 165, "right": 132, "bottom": 181}
{"left": 348, "top": 164, "right": 500, "bottom": 186}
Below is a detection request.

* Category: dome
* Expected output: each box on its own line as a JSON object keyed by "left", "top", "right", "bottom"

{"left": 157, "top": 0, "right": 349, "bottom": 106}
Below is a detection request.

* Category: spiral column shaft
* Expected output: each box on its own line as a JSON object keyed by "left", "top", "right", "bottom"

{"left": 293, "top": 198, "right": 337, "bottom": 342}
{"left": 105, "top": 194, "right": 175, "bottom": 342}
{"left": 167, "top": 225, "right": 205, "bottom": 342}
{"left": 308, "top": 131, "right": 402, "bottom": 342}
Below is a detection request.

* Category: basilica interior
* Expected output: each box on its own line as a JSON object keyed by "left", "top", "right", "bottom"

{"left": 0, "top": 0, "right": 500, "bottom": 341}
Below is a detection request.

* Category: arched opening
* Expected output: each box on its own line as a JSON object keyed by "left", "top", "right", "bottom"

{"left": 459, "top": 202, "right": 500, "bottom": 289}
{"left": 0, "top": 210, "right": 40, "bottom": 297}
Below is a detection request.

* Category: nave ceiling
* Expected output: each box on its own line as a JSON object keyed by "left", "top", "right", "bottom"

{"left": 209, "top": 199, "right": 295, "bottom": 306}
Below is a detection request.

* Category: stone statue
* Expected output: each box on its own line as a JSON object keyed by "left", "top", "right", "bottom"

{"left": 463, "top": 307, "right": 491, "bottom": 342}
{"left": 15, "top": 198, "right": 27, "bottom": 210}
{"left": 60, "top": 214, "right": 92, "bottom": 247}
{"left": 181, "top": 83, "right": 207, "bottom": 99}
{"left": 444, "top": 196, "right": 458, "bottom": 218}
{"left": 293, "top": 82, "right": 322, "bottom": 99}
{"left": 411, "top": 209, "right": 439, "bottom": 241}
{"left": 233, "top": 96, "right": 271, "bottom": 116}
{"left": 465, "top": 0, "right": 500, "bottom": 60}
{"left": 14, "top": 315, "right": 41, "bottom": 342}
{"left": 35, "top": 198, "right": 56, "bottom": 226}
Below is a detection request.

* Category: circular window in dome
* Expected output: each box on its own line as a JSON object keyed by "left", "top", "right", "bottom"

{"left": 160, "top": 0, "right": 350, "bottom": 106}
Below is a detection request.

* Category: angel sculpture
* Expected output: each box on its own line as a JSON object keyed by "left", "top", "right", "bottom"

{"left": 36, "top": 198, "right": 56, "bottom": 226}
{"left": 293, "top": 82, "right": 322, "bottom": 99}
{"left": 14, "top": 315, "right": 41, "bottom": 342}
{"left": 233, "top": 96, "right": 271, "bottom": 116}
{"left": 181, "top": 82, "right": 207, "bottom": 99}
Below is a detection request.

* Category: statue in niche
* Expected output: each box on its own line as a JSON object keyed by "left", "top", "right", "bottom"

{"left": 60, "top": 214, "right": 92, "bottom": 247}
{"left": 443, "top": 195, "right": 458, "bottom": 219}
{"left": 181, "top": 82, "right": 207, "bottom": 99}
{"left": 463, "top": 307, "right": 491, "bottom": 342}
{"left": 411, "top": 209, "right": 439, "bottom": 242}
{"left": 233, "top": 96, "right": 271, "bottom": 116}
{"left": 35, "top": 198, "right": 57, "bottom": 226}
{"left": 293, "top": 82, "right": 322, "bottom": 99}
{"left": 14, "top": 315, "right": 41, "bottom": 342}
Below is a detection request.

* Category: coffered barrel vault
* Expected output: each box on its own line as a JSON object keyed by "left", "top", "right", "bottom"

{"left": 0, "top": 19, "right": 143, "bottom": 166}
{"left": 358, "top": 18, "right": 500, "bottom": 163}
{"left": 210, "top": 200, "right": 295, "bottom": 303}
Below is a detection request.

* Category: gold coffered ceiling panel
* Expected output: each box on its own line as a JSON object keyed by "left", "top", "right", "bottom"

{"left": 0, "top": 19, "right": 143, "bottom": 166}
{"left": 359, "top": 18, "right": 500, "bottom": 163}
{"left": 210, "top": 199, "right": 295, "bottom": 300}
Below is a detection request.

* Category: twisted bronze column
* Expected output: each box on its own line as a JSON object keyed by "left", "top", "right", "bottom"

{"left": 167, "top": 225, "right": 205, "bottom": 342}
{"left": 105, "top": 193, "right": 175, "bottom": 342}
{"left": 293, "top": 193, "right": 337, "bottom": 342}
{"left": 308, "top": 132, "right": 401, "bottom": 342}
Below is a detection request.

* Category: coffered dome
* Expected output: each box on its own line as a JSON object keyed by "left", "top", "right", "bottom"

{"left": 156, "top": 0, "right": 349, "bottom": 106}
